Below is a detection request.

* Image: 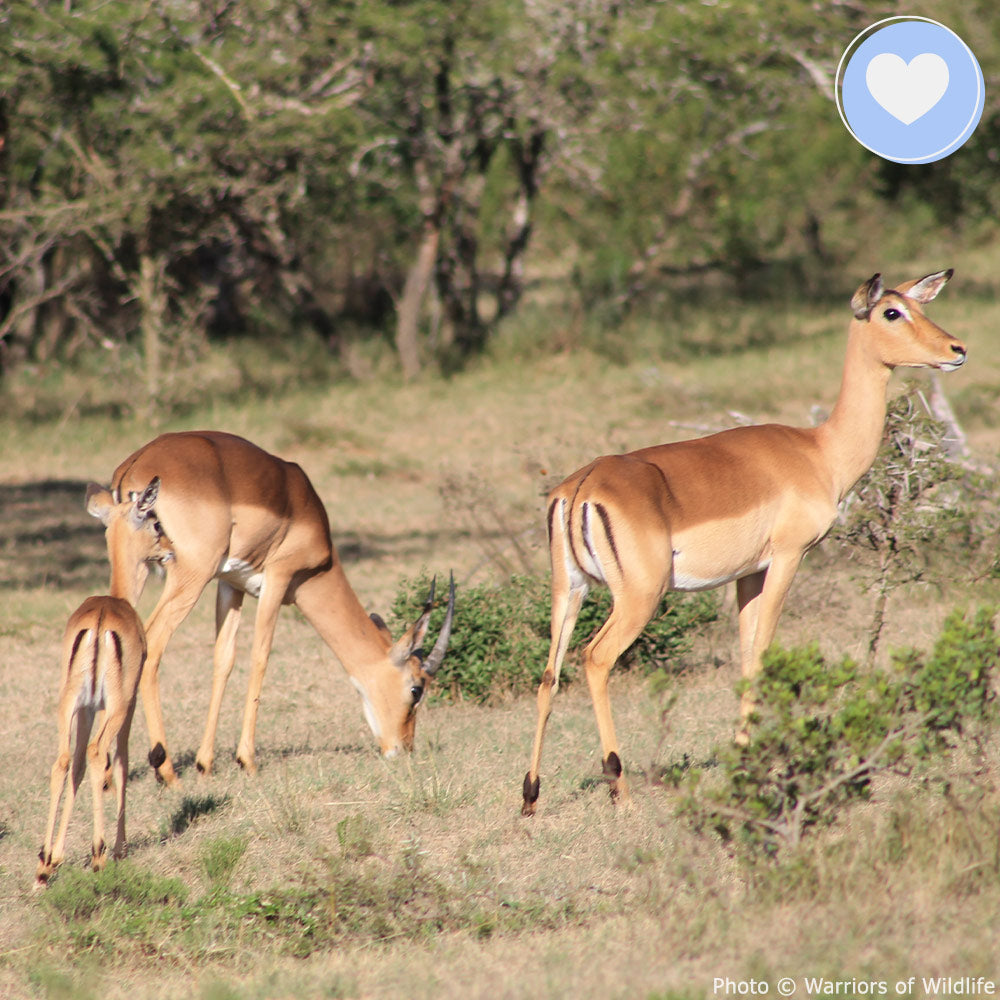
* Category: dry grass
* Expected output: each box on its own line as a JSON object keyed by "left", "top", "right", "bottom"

{"left": 2, "top": 252, "right": 1000, "bottom": 999}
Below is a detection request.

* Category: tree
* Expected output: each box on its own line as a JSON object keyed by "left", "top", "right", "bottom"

{"left": 1, "top": 1, "right": 365, "bottom": 401}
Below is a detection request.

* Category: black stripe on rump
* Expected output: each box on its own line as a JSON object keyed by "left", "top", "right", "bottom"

{"left": 593, "top": 502, "right": 623, "bottom": 573}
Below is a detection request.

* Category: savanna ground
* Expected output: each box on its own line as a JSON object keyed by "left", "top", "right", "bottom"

{"left": 2, "top": 247, "right": 1000, "bottom": 1000}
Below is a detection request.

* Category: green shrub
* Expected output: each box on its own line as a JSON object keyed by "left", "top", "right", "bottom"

{"left": 684, "top": 607, "right": 999, "bottom": 858}
{"left": 389, "top": 573, "right": 718, "bottom": 703}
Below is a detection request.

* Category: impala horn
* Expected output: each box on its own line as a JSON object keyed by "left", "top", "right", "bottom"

{"left": 422, "top": 571, "right": 456, "bottom": 676}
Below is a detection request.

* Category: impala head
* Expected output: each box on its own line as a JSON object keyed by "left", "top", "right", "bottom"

{"left": 86, "top": 477, "right": 174, "bottom": 604}
{"left": 363, "top": 573, "right": 456, "bottom": 756}
{"left": 850, "top": 269, "right": 967, "bottom": 372}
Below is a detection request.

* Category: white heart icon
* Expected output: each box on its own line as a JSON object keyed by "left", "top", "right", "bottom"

{"left": 866, "top": 52, "right": 949, "bottom": 125}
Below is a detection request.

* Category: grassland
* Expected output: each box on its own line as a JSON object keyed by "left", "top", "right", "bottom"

{"left": 1, "top": 252, "right": 1000, "bottom": 1000}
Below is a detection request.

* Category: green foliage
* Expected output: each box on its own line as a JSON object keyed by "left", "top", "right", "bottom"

{"left": 33, "top": 844, "right": 584, "bottom": 964}
{"left": 389, "top": 572, "right": 718, "bottom": 703}
{"left": 200, "top": 836, "right": 249, "bottom": 891}
{"left": 8, "top": 0, "right": 1000, "bottom": 388}
{"left": 685, "top": 607, "right": 999, "bottom": 858}
{"left": 899, "top": 606, "right": 999, "bottom": 752}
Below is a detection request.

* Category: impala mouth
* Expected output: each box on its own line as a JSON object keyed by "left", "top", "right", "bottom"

{"left": 939, "top": 354, "right": 967, "bottom": 372}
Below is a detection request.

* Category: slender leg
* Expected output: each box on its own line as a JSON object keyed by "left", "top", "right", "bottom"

{"left": 234, "top": 572, "right": 291, "bottom": 775}
{"left": 735, "top": 570, "right": 766, "bottom": 740}
{"left": 581, "top": 584, "right": 663, "bottom": 804}
{"left": 522, "top": 578, "right": 588, "bottom": 815}
{"left": 49, "top": 708, "right": 93, "bottom": 875}
{"left": 37, "top": 702, "right": 75, "bottom": 883}
{"left": 735, "top": 554, "right": 802, "bottom": 737}
{"left": 87, "top": 734, "right": 108, "bottom": 871}
{"left": 139, "top": 563, "right": 214, "bottom": 785}
{"left": 109, "top": 697, "right": 137, "bottom": 862}
{"left": 195, "top": 582, "right": 245, "bottom": 775}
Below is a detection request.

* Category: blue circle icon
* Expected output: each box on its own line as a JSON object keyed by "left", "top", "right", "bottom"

{"left": 836, "top": 17, "right": 985, "bottom": 164}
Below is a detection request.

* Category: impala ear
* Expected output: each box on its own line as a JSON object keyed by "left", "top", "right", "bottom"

{"left": 127, "top": 477, "right": 160, "bottom": 529}
{"left": 388, "top": 575, "right": 444, "bottom": 668}
{"left": 896, "top": 268, "right": 953, "bottom": 304}
{"left": 85, "top": 483, "right": 115, "bottom": 525}
{"left": 370, "top": 612, "right": 392, "bottom": 642}
{"left": 851, "top": 273, "right": 883, "bottom": 319}
{"left": 389, "top": 606, "right": 432, "bottom": 668}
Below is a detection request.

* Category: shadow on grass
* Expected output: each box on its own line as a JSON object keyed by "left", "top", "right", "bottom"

{"left": 166, "top": 794, "right": 231, "bottom": 838}
{"left": 0, "top": 479, "right": 106, "bottom": 591}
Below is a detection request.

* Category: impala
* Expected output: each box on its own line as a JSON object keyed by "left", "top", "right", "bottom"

{"left": 87, "top": 430, "right": 455, "bottom": 786}
{"left": 37, "top": 596, "right": 148, "bottom": 885}
{"left": 522, "top": 270, "right": 967, "bottom": 815}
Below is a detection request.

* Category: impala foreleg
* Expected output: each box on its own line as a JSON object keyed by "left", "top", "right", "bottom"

{"left": 140, "top": 567, "right": 214, "bottom": 785}
{"left": 195, "top": 582, "right": 244, "bottom": 776}
{"left": 234, "top": 576, "right": 288, "bottom": 775}
{"left": 735, "top": 555, "right": 802, "bottom": 740}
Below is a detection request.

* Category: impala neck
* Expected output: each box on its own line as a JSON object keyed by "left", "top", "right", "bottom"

{"left": 292, "top": 559, "right": 392, "bottom": 675}
{"left": 815, "top": 319, "right": 893, "bottom": 503}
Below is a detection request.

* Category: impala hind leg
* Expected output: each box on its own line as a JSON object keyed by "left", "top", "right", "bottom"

{"left": 522, "top": 579, "right": 589, "bottom": 816}
{"left": 581, "top": 585, "right": 664, "bottom": 805}
{"left": 38, "top": 708, "right": 93, "bottom": 883}
{"left": 37, "top": 702, "right": 78, "bottom": 884}
{"left": 101, "top": 696, "right": 137, "bottom": 865}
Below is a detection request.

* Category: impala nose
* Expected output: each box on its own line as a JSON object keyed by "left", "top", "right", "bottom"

{"left": 943, "top": 343, "right": 967, "bottom": 371}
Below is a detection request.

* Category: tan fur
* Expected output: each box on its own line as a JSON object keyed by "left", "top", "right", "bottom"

{"left": 522, "top": 270, "right": 967, "bottom": 815}
{"left": 36, "top": 596, "right": 147, "bottom": 886}
{"left": 86, "top": 431, "right": 453, "bottom": 785}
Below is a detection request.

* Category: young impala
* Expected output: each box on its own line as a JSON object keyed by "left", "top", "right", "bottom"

{"left": 522, "top": 270, "right": 967, "bottom": 815}
{"left": 87, "top": 431, "right": 454, "bottom": 786}
{"left": 37, "top": 596, "right": 147, "bottom": 885}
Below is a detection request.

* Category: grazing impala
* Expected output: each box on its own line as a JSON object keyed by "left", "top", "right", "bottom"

{"left": 87, "top": 431, "right": 455, "bottom": 786}
{"left": 37, "top": 596, "right": 147, "bottom": 885}
{"left": 522, "top": 270, "right": 967, "bottom": 815}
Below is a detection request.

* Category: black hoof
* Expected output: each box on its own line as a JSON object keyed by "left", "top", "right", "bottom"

{"left": 148, "top": 742, "right": 167, "bottom": 769}
{"left": 522, "top": 772, "right": 540, "bottom": 815}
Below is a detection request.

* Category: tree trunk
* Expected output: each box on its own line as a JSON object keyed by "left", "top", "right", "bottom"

{"left": 395, "top": 220, "right": 440, "bottom": 380}
{"left": 138, "top": 251, "right": 167, "bottom": 425}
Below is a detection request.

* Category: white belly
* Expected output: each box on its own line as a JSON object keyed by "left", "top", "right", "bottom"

{"left": 218, "top": 557, "right": 265, "bottom": 598}
{"left": 670, "top": 553, "right": 771, "bottom": 592}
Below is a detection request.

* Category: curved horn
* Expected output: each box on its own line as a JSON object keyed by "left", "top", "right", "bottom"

{"left": 423, "top": 571, "right": 455, "bottom": 676}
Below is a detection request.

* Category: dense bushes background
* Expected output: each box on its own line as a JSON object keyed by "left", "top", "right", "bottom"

{"left": 4, "top": 1, "right": 999, "bottom": 393}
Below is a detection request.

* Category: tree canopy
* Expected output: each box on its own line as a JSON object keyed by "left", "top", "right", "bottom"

{"left": 2, "top": 0, "right": 998, "bottom": 382}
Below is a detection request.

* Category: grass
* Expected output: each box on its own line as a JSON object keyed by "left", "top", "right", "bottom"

{"left": 2, "top": 246, "right": 1000, "bottom": 998}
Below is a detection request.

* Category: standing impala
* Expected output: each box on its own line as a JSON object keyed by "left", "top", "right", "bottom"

{"left": 87, "top": 431, "right": 455, "bottom": 786}
{"left": 522, "top": 270, "right": 967, "bottom": 815}
{"left": 37, "top": 596, "right": 147, "bottom": 885}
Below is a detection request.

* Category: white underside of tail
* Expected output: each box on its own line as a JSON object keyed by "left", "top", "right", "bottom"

{"left": 72, "top": 628, "right": 109, "bottom": 712}
{"left": 553, "top": 498, "right": 602, "bottom": 587}
{"left": 578, "top": 501, "right": 608, "bottom": 584}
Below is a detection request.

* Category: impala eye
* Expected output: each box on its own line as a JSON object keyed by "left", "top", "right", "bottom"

{"left": 410, "top": 683, "right": 425, "bottom": 705}
{"left": 883, "top": 307, "right": 902, "bottom": 321}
